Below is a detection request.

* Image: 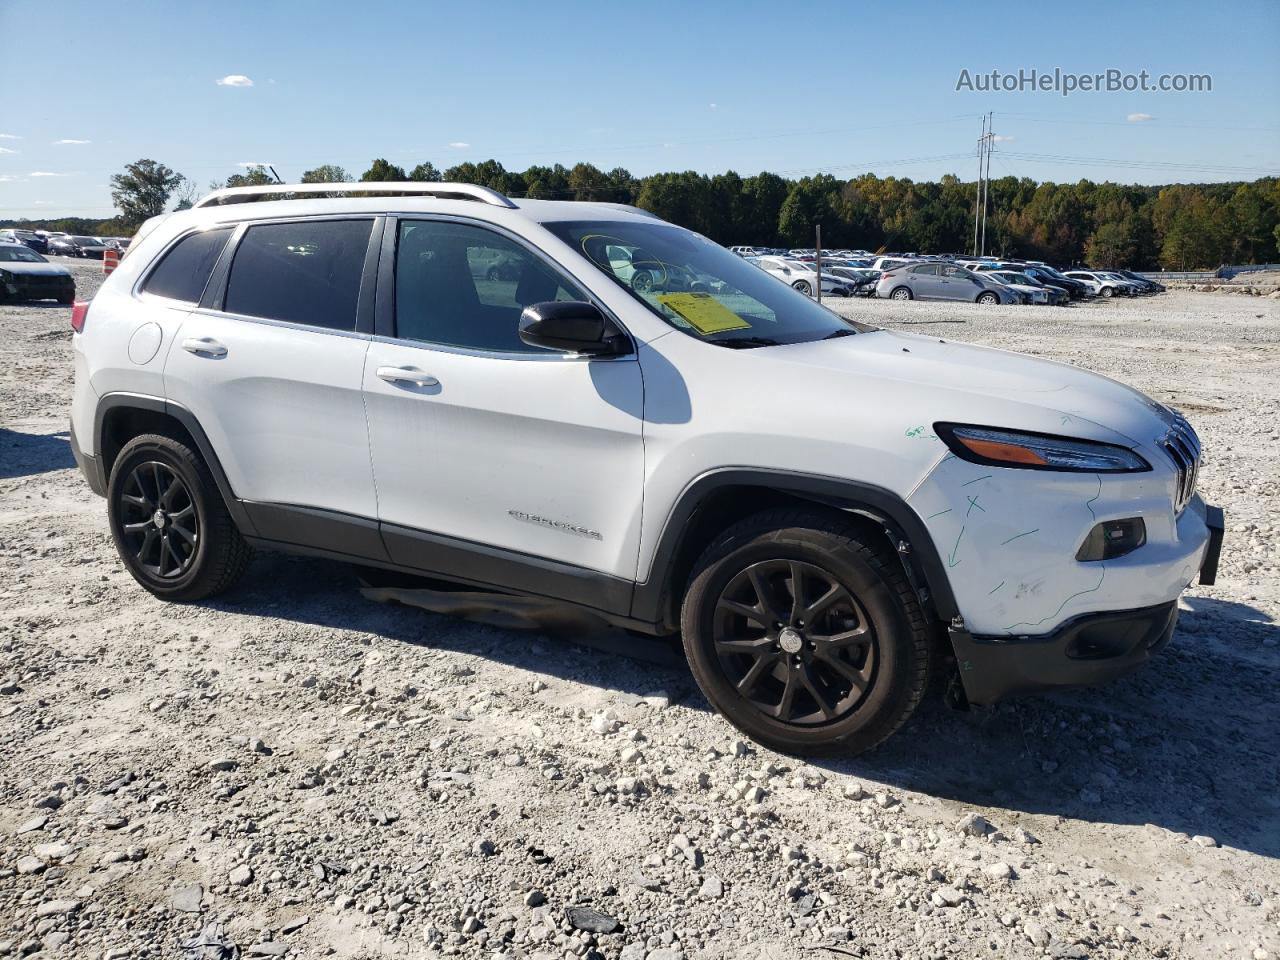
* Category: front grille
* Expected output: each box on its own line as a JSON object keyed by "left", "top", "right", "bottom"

{"left": 1162, "top": 414, "right": 1201, "bottom": 513}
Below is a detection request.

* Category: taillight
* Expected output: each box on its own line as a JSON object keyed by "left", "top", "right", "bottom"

{"left": 881, "top": 271, "right": 892, "bottom": 280}
{"left": 70, "top": 300, "right": 89, "bottom": 333}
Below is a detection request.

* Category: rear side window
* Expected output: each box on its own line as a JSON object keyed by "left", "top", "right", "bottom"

{"left": 224, "top": 219, "right": 372, "bottom": 330}
{"left": 141, "top": 228, "right": 233, "bottom": 303}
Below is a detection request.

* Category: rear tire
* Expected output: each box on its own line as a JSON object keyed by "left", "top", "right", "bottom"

{"left": 107, "top": 434, "right": 251, "bottom": 602}
{"left": 890, "top": 286, "right": 912, "bottom": 301}
{"left": 792, "top": 280, "right": 812, "bottom": 296}
{"left": 680, "top": 508, "right": 931, "bottom": 756}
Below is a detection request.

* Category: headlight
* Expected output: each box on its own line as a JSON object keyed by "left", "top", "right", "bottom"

{"left": 934, "top": 423, "right": 1151, "bottom": 473}
{"left": 0, "top": 269, "right": 12, "bottom": 282}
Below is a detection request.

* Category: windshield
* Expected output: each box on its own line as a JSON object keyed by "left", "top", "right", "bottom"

{"left": 1005, "top": 273, "right": 1037, "bottom": 285}
{"left": 0, "top": 246, "right": 44, "bottom": 263}
{"left": 546, "top": 220, "right": 870, "bottom": 346}
{"left": 72, "top": 236, "right": 99, "bottom": 245}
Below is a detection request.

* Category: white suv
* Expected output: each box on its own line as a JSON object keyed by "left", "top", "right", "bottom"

{"left": 70, "top": 182, "right": 1224, "bottom": 756}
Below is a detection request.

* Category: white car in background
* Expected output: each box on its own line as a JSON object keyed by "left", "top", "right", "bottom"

{"left": 871, "top": 256, "right": 914, "bottom": 273}
{"left": 984, "top": 270, "right": 1050, "bottom": 305}
{"left": 1065, "top": 270, "right": 1130, "bottom": 298}
{"left": 751, "top": 256, "right": 852, "bottom": 297}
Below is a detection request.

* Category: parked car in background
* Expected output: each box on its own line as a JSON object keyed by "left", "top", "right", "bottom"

{"left": 1022, "top": 265, "right": 1088, "bottom": 300}
{"left": 1064, "top": 270, "right": 1126, "bottom": 298}
{"left": 1099, "top": 271, "right": 1147, "bottom": 296}
{"left": 870, "top": 256, "right": 916, "bottom": 273}
{"left": 48, "top": 235, "right": 110, "bottom": 259}
{"left": 822, "top": 265, "right": 881, "bottom": 296}
{"left": 985, "top": 270, "right": 1066, "bottom": 305}
{"left": 751, "top": 256, "right": 853, "bottom": 297}
{"left": 0, "top": 240, "right": 76, "bottom": 303}
{"left": 0, "top": 229, "right": 49, "bottom": 254}
{"left": 728, "top": 245, "right": 764, "bottom": 258}
{"left": 1116, "top": 269, "right": 1164, "bottom": 293}
{"left": 877, "top": 262, "right": 1019, "bottom": 304}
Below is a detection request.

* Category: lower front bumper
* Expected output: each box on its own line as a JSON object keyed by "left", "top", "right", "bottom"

{"left": 951, "top": 601, "right": 1178, "bottom": 705}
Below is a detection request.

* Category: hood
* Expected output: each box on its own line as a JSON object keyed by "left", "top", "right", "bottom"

{"left": 0, "top": 260, "right": 70, "bottom": 277}
{"left": 763, "top": 329, "right": 1173, "bottom": 449}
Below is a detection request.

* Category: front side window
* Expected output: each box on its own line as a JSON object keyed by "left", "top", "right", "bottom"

{"left": 545, "top": 219, "right": 870, "bottom": 347}
{"left": 394, "top": 220, "right": 587, "bottom": 353}
{"left": 224, "top": 219, "right": 372, "bottom": 330}
{"left": 140, "top": 227, "right": 233, "bottom": 303}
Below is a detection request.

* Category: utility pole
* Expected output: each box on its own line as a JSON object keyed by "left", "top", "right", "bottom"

{"left": 980, "top": 112, "right": 993, "bottom": 256}
{"left": 973, "top": 115, "right": 986, "bottom": 257}
{"left": 815, "top": 224, "right": 823, "bottom": 304}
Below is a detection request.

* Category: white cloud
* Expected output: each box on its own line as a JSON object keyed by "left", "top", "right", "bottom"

{"left": 0, "top": 147, "right": 17, "bottom": 154}
{"left": 29, "top": 171, "right": 69, "bottom": 177}
{"left": 216, "top": 74, "right": 254, "bottom": 87}
{"left": 54, "top": 138, "right": 91, "bottom": 145}
{"left": 992, "top": 134, "right": 1015, "bottom": 142}
{"left": 447, "top": 141, "right": 470, "bottom": 149}
{"left": 709, "top": 102, "right": 718, "bottom": 109}
{"left": 0, "top": 175, "right": 21, "bottom": 182}
{"left": 237, "top": 161, "right": 273, "bottom": 168}
{"left": 1127, "top": 112, "right": 1153, "bottom": 123}
{"left": 0, "top": 133, "right": 19, "bottom": 140}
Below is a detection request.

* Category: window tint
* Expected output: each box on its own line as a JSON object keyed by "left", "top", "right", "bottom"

{"left": 395, "top": 220, "right": 587, "bottom": 353}
{"left": 141, "top": 228, "right": 233, "bottom": 303}
{"left": 225, "top": 219, "right": 372, "bottom": 330}
{"left": 910, "top": 264, "right": 939, "bottom": 275}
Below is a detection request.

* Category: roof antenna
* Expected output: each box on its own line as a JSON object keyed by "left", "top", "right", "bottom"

{"left": 266, "top": 165, "right": 283, "bottom": 184}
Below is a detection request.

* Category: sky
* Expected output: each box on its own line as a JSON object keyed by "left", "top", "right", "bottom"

{"left": 2, "top": 0, "right": 1278, "bottom": 218}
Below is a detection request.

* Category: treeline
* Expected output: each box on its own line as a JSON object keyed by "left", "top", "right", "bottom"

{"left": 10, "top": 158, "right": 1279, "bottom": 271}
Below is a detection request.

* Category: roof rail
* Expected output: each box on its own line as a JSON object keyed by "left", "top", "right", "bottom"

{"left": 193, "top": 181, "right": 518, "bottom": 210}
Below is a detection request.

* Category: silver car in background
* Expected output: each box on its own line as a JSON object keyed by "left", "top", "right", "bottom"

{"left": 876, "top": 262, "right": 1019, "bottom": 304}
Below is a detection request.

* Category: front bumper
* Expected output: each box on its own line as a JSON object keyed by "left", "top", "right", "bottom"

{"left": 951, "top": 504, "right": 1224, "bottom": 704}
{"left": 951, "top": 601, "right": 1178, "bottom": 704}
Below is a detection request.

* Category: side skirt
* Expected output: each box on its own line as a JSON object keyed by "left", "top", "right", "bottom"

{"left": 240, "top": 501, "right": 659, "bottom": 634}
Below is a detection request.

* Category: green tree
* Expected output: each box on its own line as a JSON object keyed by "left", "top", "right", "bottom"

{"left": 224, "top": 168, "right": 275, "bottom": 188}
{"left": 1085, "top": 222, "right": 1134, "bottom": 268}
{"left": 109, "top": 159, "right": 185, "bottom": 228}
{"left": 408, "top": 161, "right": 441, "bottom": 182}
{"left": 360, "top": 158, "right": 407, "bottom": 181}
{"left": 300, "top": 164, "right": 352, "bottom": 183}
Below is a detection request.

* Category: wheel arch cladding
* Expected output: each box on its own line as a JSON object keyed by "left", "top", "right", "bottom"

{"left": 94, "top": 393, "right": 257, "bottom": 536}
{"left": 632, "top": 469, "right": 960, "bottom": 630}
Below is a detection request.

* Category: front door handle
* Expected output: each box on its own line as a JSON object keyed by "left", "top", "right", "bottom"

{"left": 182, "top": 337, "right": 227, "bottom": 358}
{"left": 377, "top": 366, "right": 439, "bottom": 388}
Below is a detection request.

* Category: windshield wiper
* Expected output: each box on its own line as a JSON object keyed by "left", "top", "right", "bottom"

{"left": 711, "top": 336, "right": 782, "bottom": 349}
{"left": 823, "top": 328, "right": 856, "bottom": 339}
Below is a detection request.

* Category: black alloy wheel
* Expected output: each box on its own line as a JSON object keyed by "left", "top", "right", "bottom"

{"left": 106, "top": 433, "right": 251, "bottom": 601}
{"left": 712, "top": 559, "right": 877, "bottom": 725}
{"left": 116, "top": 460, "right": 199, "bottom": 579}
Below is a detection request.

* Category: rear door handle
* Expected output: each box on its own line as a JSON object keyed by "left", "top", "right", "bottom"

{"left": 377, "top": 366, "right": 439, "bottom": 387}
{"left": 181, "top": 337, "right": 227, "bottom": 358}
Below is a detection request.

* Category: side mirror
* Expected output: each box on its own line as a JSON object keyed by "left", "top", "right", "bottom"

{"left": 518, "top": 301, "right": 629, "bottom": 356}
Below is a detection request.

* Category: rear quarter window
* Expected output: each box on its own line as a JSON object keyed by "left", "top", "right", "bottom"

{"left": 139, "top": 227, "right": 234, "bottom": 303}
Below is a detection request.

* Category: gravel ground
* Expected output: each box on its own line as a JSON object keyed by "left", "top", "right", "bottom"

{"left": 1, "top": 259, "right": 1278, "bottom": 960}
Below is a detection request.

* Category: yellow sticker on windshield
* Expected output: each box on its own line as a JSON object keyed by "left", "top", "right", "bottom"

{"left": 656, "top": 293, "right": 751, "bottom": 335}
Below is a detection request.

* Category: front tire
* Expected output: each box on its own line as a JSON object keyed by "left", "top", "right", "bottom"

{"left": 680, "top": 508, "right": 930, "bottom": 756}
{"left": 976, "top": 292, "right": 999, "bottom": 305}
{"left": 1100, "top": 286, "right": 1113, "bottom": 298}
{"left": 107, "top": 434, "right": 251, "bottom": 602}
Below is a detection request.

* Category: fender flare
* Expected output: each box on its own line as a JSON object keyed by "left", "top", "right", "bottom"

{"left": 630, "top": 468, "right": 960, "bottom": 627}
{"left": 93, "top": 392, "right": 257, "bottom": 535}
